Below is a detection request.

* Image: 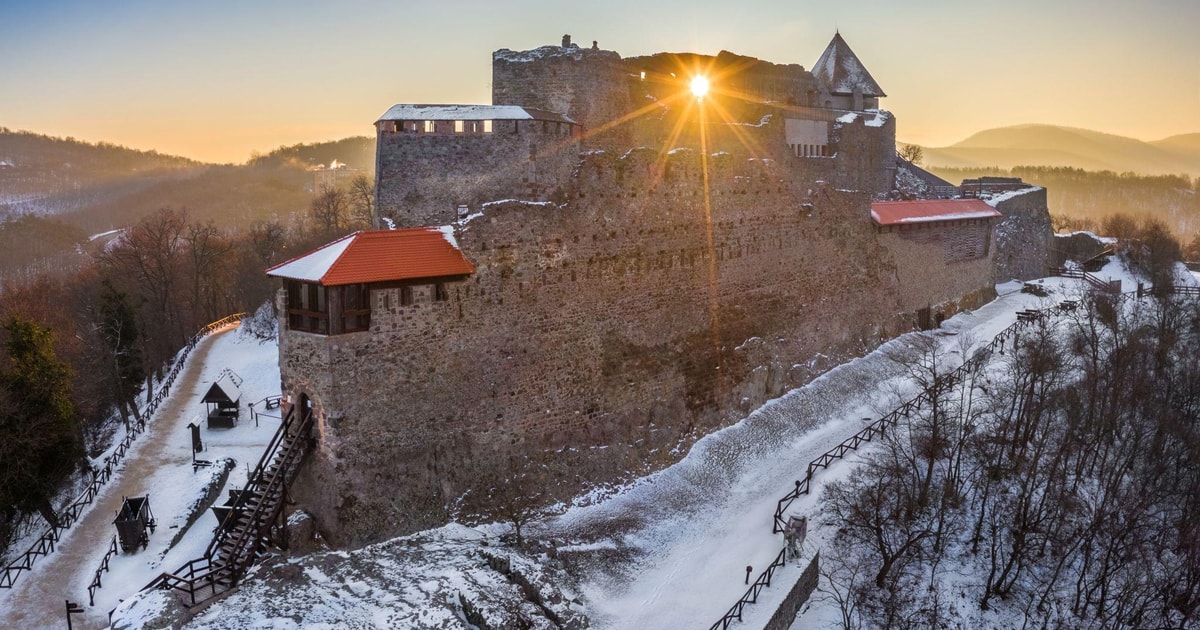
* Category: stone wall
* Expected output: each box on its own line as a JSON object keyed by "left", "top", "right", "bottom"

{"left": 492, "top": 44, "right": 633, "bottom": 150}
{"left": 765, "top": 552, "right": 821, "bottom": 630}
{"left": 283, "top": 140, "right": 1000, "bottom": 547}
{"left": 376, "top": 122, "right": 580, "bottom": 228}
{"left": 990, "top": 187, "right": 1054, "bottom": 282}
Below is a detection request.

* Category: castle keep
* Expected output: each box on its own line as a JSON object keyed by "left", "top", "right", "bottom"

{"left": 268, "top": 34, "right": 1052, "bottom": 547}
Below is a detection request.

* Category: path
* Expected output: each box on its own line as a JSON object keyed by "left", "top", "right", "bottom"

{"left": 543, "top": 280, "right": 1072, "bottom": 629}
{"left": 0, "top": 326, "right": 235, "bottom": 630}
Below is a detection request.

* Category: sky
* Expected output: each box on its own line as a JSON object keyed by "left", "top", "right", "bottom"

{"left": 1, "top": 0, "right": 1197, "bottom": 164}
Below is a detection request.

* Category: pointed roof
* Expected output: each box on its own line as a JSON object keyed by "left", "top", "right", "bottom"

{"left": 812, "top": 33, "right": 886, "bottom": 98}
{"left": 203, "top": 372, "right": 242, "bottom": 404}
{"left": 266, "top": 228, "right": 476, "bottom": 286}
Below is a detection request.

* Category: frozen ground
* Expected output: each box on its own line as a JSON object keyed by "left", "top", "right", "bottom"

{"left": 0, "top": 324, "right": 282, "bottom": 630}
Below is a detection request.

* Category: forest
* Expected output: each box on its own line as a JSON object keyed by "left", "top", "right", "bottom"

{"left": 819, "top": 261, "right": 1200, "bottom": 628}
{"left": 929, "top": 165, "right": 1200, "bottom": 240}
{"left": 0, "top": 182, "right": 374, "bottom": 560}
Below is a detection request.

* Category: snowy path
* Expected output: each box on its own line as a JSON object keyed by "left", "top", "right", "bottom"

{"left": 0, "top": 325, "right": 282, "bottom": 630}
{"left": 544, "top": 280, "right": 1081, "bottom": 629}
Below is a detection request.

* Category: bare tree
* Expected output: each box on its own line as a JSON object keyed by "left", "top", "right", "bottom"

{"left": 310, "top": 187, "right": 350, "bottom": 237}
{"left": 898, "top": 144, "right": 924, "bottom": 165}
{"left": 348, "top": 175, "right": 375, "bottom": 230}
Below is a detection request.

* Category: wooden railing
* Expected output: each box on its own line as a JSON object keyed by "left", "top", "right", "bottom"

{"left": 1050, "top": 267, "right": 1119, "bottom": 294}
{"left": 709, "top": 303, "right": 1079, "bottom": 627}
{"left": 0, "top": 313, "right": 245, "bottom": 590}
{"left": 87, "top": 535, "right": 118, "bottom": 605}
{"left": 709, "top": 547, "right": 789, "bottom": 630}
{"left": 145, "top": 400, "right": 313, "bottom": 606}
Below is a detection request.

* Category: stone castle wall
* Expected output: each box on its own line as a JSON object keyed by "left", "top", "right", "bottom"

{"left": 376, "top": 122, "right": 580, "bottom": 227}
{"left": 284, "top": 142, "right": 998, "bottom": 547}
{"left": 493, "top": 45, "right": 633, "bottom": 150}
{"left": 990, "top": 187, "right": 1053, "bottom": 282}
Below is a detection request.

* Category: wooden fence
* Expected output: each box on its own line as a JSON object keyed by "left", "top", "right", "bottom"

{"left": 87, "top": 535, "right": 118, "bottom": 605}
{"left": 0, "top": 313, "right": 245, "bottom": 590}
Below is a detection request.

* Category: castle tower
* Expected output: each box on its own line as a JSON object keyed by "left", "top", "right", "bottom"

{"left": 812, "top": 32, "right": 886, "bottom": 111}
{"left": 492, "top": 36, "right": 633, "bottom": 149}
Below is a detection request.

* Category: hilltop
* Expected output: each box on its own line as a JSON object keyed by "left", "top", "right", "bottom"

{"left": 915, "top": 125, "right": 1200, "bottom": 177}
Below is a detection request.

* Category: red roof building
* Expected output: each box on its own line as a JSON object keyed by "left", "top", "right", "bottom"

{"left": 870, "top": 199, "right": 1002, "bottom": 227}
{"left": 266, "top": 228, "right": 475, "bottom": 335}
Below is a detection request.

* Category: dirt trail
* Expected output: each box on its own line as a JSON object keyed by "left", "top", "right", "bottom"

{"left": 0, "top": 326, "right": 234, "bottom": 630}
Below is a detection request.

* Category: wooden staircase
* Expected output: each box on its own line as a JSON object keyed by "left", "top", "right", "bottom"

{"left": 145, "top": 400, "right": 313, "bottom": 607}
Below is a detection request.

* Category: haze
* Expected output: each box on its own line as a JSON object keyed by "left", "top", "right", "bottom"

{"left": 1, "top": 0, "right": 1196, "bottom": 164}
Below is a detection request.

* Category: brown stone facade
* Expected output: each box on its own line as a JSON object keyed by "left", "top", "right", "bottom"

{"left": 282, "top": 141, "right": 1003, "bottom": 547}
{"left": 279, "top": 39, "right": 1048, "bottom": 547}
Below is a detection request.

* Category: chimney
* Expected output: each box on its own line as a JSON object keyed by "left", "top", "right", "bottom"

{"left": 562, "top": 34, "right": 571, "bottom": 48}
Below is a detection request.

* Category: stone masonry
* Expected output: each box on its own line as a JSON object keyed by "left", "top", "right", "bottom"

{"left": 281, "top": 36, "right": 1050, "bottom": 547}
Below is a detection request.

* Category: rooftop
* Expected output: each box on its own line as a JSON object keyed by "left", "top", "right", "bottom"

{"left": 376, "top": 104, "right": 577, "bottom": 125}
{"left": 266, "top": 228, "right": 476, "bottom": 286}
{"left": 812, "top": 32, "right": 886, "bottom": 98}
{"left": 870, "top": 199, "right": 1002, "bottom": 226}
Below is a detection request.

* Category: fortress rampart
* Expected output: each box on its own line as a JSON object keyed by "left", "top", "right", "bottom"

{"left": 279, "top": 35, "right": 1047, "bottom": 546}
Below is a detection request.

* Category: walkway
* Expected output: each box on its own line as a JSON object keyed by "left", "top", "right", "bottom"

{"left": 0, "top": 324, "right": 278, "bottom": 630}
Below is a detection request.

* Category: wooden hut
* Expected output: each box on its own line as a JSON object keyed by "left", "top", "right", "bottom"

{"left": 203, "top": 371, "right": 242, "bottom": 429}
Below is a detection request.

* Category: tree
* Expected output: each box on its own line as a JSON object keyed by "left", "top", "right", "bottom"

{"left": 898, "top": 144, "right": 924, "bottom": 166}
{"left": 310, "top": 187, "right": 350, "bottom": 237}
{"left": 348, "top": 175, "right": 375, "bottom": 230}
{"left": 0, "top": 316, "right": 81, "bottom": 529}
{"left": 97, "top": 279, "right": 144, "bottom": 425}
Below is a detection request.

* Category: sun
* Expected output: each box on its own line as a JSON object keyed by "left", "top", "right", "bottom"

{"left": 690, "top": 75, "right": 710, "bottom": 98}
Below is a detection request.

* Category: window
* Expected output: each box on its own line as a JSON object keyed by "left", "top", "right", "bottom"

{"left": 400, "top": 286, "right": 414, "bottom": 306}
{"left": 423, "top": 120, "right": 435, "bottom": 133}
{"left": 285, "top": 280, "right": 329, "bottom": 334}
{"left": 434, "top": 283, "right": 449, "bottom": 302}
{"left": 457, "top": 204, "right": 469, "bottom": 219}
{"left": 483, "top": 120, "right": 493, "bottom": 133}
{"left": 342, "top": 284, "right": 371, "bottom": 333}
{"left": 454, "top": 120, "right": 465, "bottom": 133}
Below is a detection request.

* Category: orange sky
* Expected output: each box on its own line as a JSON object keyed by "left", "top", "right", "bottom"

{"left": 1, "top": 0, "right": 1196, "bottom": 164}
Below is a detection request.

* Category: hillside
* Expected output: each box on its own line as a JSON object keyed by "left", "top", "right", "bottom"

{"left": 0, "top": 132, "right": 378, "bottom": 283}
{"left": 927, "top": 165, "right": 1199, "bottom": 237}
{"left": 916, "top": 125, "right": 1200, "bottom": 177}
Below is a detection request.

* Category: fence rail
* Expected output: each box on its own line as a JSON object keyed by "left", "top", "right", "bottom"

{"left": 712, "top": 302, "right": 1074, "bottom": 628}
{"left": 87, "top": 535, "right": 118, "bottom": 606}
{"left": 709, "top": 547, "right": 789, "bottom": 630}
{"left": 0, "top": 313, "right": 245, "bottom": 590}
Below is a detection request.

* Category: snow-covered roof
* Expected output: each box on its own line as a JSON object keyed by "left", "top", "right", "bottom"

{"left": 203, "top": 372, "right": 241, "bottom": 405}
{"left": 871, "top": 199, "right": 1002, "bottom": 226}
{"left": 812, "top": 33, "right": 886, "bottom": 98}
{"left": 376, "top": 104, "right": 577, "bottom": 125}
{"left": 266, "top": 228, "right": 476, "bottom": 286}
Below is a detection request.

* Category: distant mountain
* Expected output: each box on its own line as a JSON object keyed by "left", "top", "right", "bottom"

{"left": 917, "top": 125, "right": 1200, "bottom": 178}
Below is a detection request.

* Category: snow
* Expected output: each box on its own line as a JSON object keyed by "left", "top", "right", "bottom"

{"left": 265, "top": 233, "right": 355, "bottom": 282}
{"left": 1061, "top": 229, "right": 1118, "bottom": 244}
{"left": 984, "top": 186, "right": 1042, "bottom": 206}
{"left": 836, "top": 112, "right": 858, "bottom": 124}
{"left": 88, "top": 228, "right": 124, "bottom": 242}
{"left": 376, "top": 104, "right": 576, "bottom": 124}
{"left": 435, "top": 224, "right": 459, "bottom": 249}
{"left": 864, "top": 110, "right": 889, "bottom": 127}
{"left": 12, "top": 259, "right": 1188, "bottom": 629}
{"left": 0, "top": 322, "right": 282, "bottom": 630}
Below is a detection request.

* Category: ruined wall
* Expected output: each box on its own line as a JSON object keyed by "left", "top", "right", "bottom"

{"left": 990, "top": 187, "right": 1054, "bottom": 282}
{"left": 375, "top": 122, "right": 579, "bottom": 227}
{"left": 492, "top": 45, "right": 633, "bottom": 150}
{"left": 784, "top": 110, "right": 896, "bottom": 195}
{"left": 285, "top": 142, "right": 997, "bottom": 547}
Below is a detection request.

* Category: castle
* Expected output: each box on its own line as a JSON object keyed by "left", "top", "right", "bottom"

{"left": 267, "top": 34, "right": 1052, "bottom": 547}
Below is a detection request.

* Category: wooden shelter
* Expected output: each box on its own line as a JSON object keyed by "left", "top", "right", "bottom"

{"left": 203, "top": 370, "right": 243, "bottom": 429}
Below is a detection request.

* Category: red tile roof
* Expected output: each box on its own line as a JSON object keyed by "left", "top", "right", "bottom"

{"left": 266, "top": 228, "right": 475, "bottom": 286}
{"left": 870, "top": 199, "right": 1002, "bottom": 226}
